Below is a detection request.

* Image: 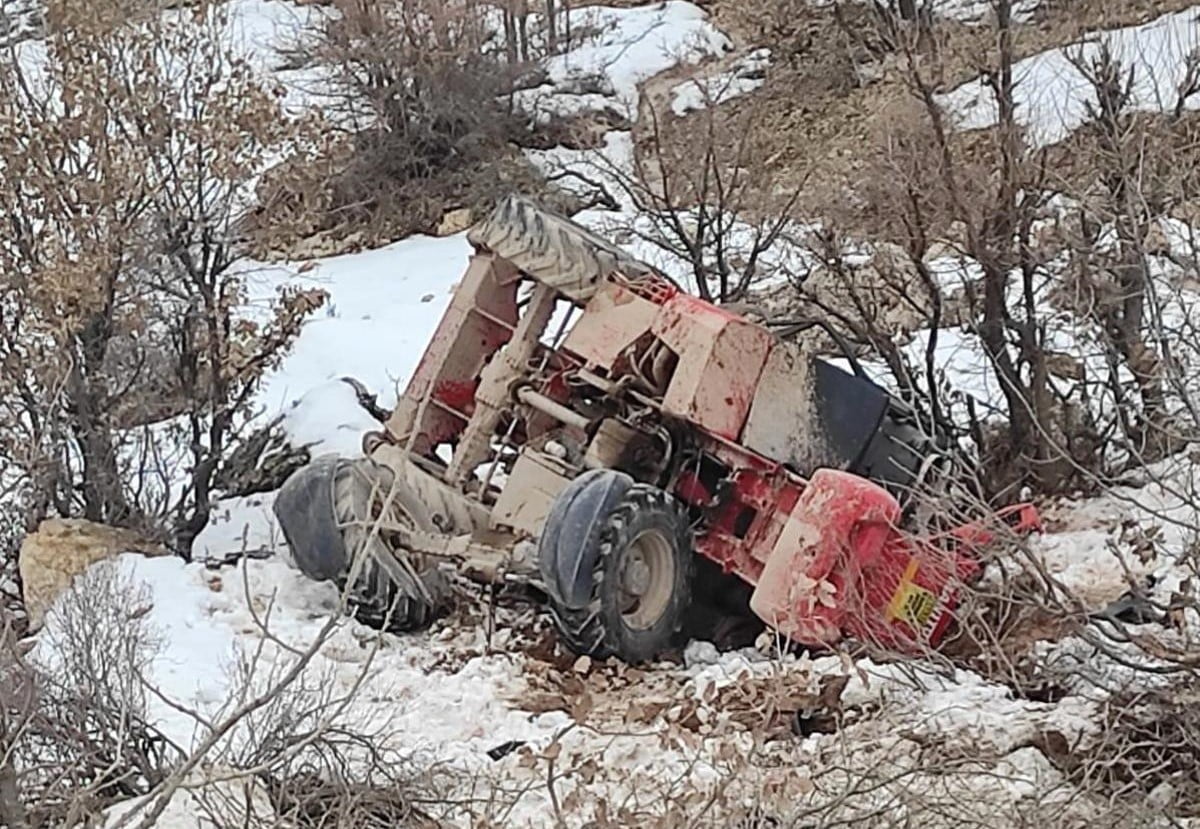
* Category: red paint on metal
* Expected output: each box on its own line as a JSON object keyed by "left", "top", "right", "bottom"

{"left": 652, "top": 293, "right": 771, "bottom": 440}
{"left": 675, "top": 471, "right": 711, "bottom": 506}
{"left": 434, "top": 380, "right": 478, "bottom": 415}
{"left": 677, "top": 440, "right": 1042, "bottom": 653}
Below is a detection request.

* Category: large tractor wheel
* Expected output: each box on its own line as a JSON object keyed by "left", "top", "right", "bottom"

{"left": 468, "top": 194, "right": 656, "bottom": 303}
{"left": 273, "top": 455, "right": 450, "bottom": 632}
{"left": 538, "top": 470, "right": 695, "bottom": 663}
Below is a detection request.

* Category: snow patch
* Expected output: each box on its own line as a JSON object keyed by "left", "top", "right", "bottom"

{"left": 931, "top": 0, "right": 1042, "bottom": 24}
{"left": 940, "top": 6, "right": 1200, "bottom": 147}
{"left": 808, "top": 0, "right": 1042, "bottom": 23}
{"left": 669, "top": 48, "right": 771, "bottom": 115}
{"left": 239, "top": 233, "right": 470, "bottom": 452}
{"left": 194, "top": 493, "right": 283, "bottom": 562}
{"left": 514, "top": 1, "right": 731, "bottom": 122}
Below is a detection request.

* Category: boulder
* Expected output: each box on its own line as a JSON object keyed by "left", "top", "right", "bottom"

{"left": 18, "top": 518, "right": 166, "bottom": 631}
{"left": 436, "top": 207, "right": 473, "bottom": 237}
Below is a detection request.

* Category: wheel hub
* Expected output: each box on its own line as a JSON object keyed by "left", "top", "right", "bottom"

{"left": 622, "top": 553, "right": 651, "bottom": 596}
{"left": 619, "top": 529, "right": 675, "bottom": 630}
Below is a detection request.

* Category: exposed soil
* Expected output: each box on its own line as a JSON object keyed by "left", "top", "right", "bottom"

{"left": 654, "top": 0, "right": 1200, "bottom": 238}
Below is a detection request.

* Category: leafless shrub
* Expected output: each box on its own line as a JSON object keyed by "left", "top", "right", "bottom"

{"left": 0, "top": 0, "right": 328, "bottom": 557}
{"left": 184, "top": 649, "right": 445, "bottom": 829}
{"left": 0, "top": 463, "right": 444, "bottom": 829}
{"left": 564, "top": 93, "right": 805, "bottom": 303}
{"left": 104, "top": 481, "right": 499, "bottom": 829}
{"left": 776, "top": 0, "right": 1200, "bottom": 500}
{"left": 0, "top": 561, "right": 180, "bottom": 826}
{"left": 277, "top": 0, "right": 569, "bottom": 243}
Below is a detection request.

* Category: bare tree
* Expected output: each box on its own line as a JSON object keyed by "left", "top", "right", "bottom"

{"left": 567, "top": 93, "right": 804, "bottom": 303}
{"left": 0, "top": 0, "right": 327, "bottom": 557}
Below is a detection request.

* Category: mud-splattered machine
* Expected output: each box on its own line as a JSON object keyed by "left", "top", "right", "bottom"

{"left": 275, "top": 196, "right": 1039, "bottom": 661}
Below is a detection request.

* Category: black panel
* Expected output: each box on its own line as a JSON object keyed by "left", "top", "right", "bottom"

{"left": 812, "top": 359, "right": 890, "bottom": 469}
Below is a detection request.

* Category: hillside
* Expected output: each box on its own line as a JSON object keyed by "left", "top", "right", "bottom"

{"left": 4, "top": 0, "right": 1200, "bottom": 826}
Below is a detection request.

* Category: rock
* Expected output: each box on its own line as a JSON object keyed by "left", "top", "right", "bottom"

{"left": 1148, "top": 780, "right": 1177, "bottom": 809}
{"left": 1045, "top": 351, "right": 1084, "bottom": 382}
{"left": 19, "top": 518, "right": 166, "bottom": 631}
{"left": 922, "top": 240, "right": 965, "bottom": 265}
{"left": 436, "top": 207, "right": 474, "bottom": 237}
{"left": 683, "top": 639, "right": 721, "bottom": 667}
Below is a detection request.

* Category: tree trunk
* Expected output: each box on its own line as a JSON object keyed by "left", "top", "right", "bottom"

{"left": 66, "top": 358, "right": 131, "bottom": 525}
{"left": 503, "top": 5, "right": 517, "bottom": 64}
{"left": 517, "top": 0, "right": 530, "bottom": 62}
{"left": 0, "top": 757, "right": 27, "bottom": 829}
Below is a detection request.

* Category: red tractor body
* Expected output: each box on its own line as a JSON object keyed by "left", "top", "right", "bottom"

{"left": 276, "top": 197, "right": 1041, "bottom": 660}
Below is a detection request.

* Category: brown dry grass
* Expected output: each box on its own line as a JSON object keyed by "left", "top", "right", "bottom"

{"left": 672, "top": 0, "right": 1200, "bottom": 236}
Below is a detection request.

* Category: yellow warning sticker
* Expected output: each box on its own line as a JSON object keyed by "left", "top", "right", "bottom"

{"left": 886, "top": 560, "right": 938, "bottom": 629}
{"left": 895, "top": 583, "right": 938, "bottom": 628}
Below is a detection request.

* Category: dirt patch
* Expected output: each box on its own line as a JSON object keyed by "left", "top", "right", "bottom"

{"left": 512, "top": 648, "right": 854, "bottom": 742}
{"left": 1046, "top": 109, "right": 1200, "bottom": 204}
{"left": 1031, "top": 0, "right": 1200, "bottom": 44}
{"left": 679, "top": 0, "right": 1200, "bottom": 237}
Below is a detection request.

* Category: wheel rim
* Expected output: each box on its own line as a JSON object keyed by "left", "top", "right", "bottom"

{"left": 618, "top": 529, "right": 676, "bottom": 630}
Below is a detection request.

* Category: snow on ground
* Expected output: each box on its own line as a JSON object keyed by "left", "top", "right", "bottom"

{"left": 514, "top": 1, "right": 731, "bottom": 122}
{"left": 19, "top": 0, "right": 1200, "bottom": 824}
{"left": 518, "top": 4, "right": 818, "bottom": 297}
{"left": 193, "top": 493, "right": 283, "bottom": 561}
{"left": 940, "top": 4, "right": 1200, "bottom": 147}
{"left": 40, "top": 552, "right": 563, "bottom": 762}
{"left": 48, "top": 547, "right": 1115, "bottom": 826}
{"left": 238, "top": 233, "right": 471, "bottom": 454}
{"left": 10, "top": 0, "right": 335, "bottom": 116}
{"left": 930, "top": 0, "right": 1042, "bottom": 24}
{"left": 223, "top": 0, "right": 323, "bottom": 72}
{"left": 222, "top": 0, "right": 340, "bottom": 117}
{"left": 807, "top": 0, "right": 1042, "bottom": 24}
{"left": 669, "top": 47, "right": 771, "bottom": 115}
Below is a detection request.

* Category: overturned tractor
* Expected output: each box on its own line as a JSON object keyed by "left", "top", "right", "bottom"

{"left": 274, "top": 196, "right": 1040, "bottom": 662}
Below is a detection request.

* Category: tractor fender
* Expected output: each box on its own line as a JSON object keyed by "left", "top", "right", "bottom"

{"left": 749, "top": 469, "right": 901, "bottom": 644}
{"left": 538, "top": 468, "right": 635, "bottom": 608}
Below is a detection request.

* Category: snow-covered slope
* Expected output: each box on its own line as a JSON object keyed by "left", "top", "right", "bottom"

{"left": 941, "top": 6, "right": 1200, "bottom": 147}
{"left": 72, "top": 550, "right": 1117, "bottom": 827}
{"left": 242, "top": 234, "right": 472, "bottom": 457}
{"left": 514, "top": 1, "right": 732, "bottom": 121}
{"left": 18, "top": 0, "right": 1200, "bottom": 825}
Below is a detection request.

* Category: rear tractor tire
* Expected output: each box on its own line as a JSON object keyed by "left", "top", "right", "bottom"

{"left": 274, "top": 456, "right": 450, "bottom": 633}
{"left": 538, "top": 470, "right": 694, "bottom": 663}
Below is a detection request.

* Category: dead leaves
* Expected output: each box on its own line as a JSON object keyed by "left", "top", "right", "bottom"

{"left": 512, "top": 652, "right": 854, "bottom": 743}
